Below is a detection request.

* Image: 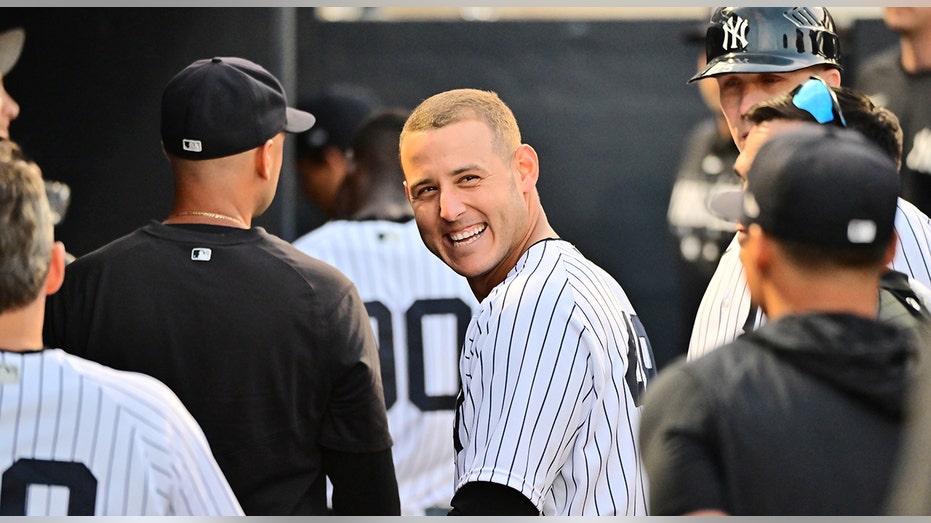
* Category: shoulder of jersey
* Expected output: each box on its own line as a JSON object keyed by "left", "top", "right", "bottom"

{"left": 55, "top": 350, "right": 193, "bottom": 420}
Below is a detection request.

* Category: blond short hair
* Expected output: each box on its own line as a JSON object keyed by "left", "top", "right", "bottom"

{"left": 401, "top": 88, "right": 521, "bottom": 160}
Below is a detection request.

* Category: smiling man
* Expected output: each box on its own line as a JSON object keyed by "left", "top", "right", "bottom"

{"left": 399, "top": 88, "right": 656, "bottom": 516}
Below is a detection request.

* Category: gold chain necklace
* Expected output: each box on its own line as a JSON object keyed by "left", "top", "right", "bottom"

{"left": 171, "top": 211, "right": 246, "bottom": 227}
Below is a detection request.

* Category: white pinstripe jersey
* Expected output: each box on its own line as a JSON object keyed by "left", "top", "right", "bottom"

{"left": 293, "top": 219, "right": 479, "bottom": 516}
{"left": 688, "top": 197, "right": 931, "bottom": 359}
{"left": 454, "top": 239, "right": 655, "bottom": 516}
{"left": 0, "top": 349, "right": 242, "bottom": 515}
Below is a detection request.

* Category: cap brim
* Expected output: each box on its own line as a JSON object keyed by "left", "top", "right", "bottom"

{"left": 0, "top": 28, "right": 25, "bottom": 77}
{"left": 708, "top": 189, "right": 744, "bottom": 224}
{"left": 284, "top": 107, "right": 315, "bottom": 134}
{"left": 688, "top": 53, "right": 834, "bottom": 83}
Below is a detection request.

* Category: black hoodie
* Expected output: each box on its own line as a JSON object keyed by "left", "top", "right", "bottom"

{"left": 641, "top": 312, "right": 916, "bottom": 515}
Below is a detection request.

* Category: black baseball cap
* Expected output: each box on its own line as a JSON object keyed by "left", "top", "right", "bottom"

{"left": 161, "top": 56, "right": 315, "bottom": 160}
{"left": 296, "top": 89, "right": 379, "bottom": 158}
{"left": 737, "top": 124, "right": 899, "bottom": 248}
{"left": 689, "top": 7, "right": 841, "bottom": 83}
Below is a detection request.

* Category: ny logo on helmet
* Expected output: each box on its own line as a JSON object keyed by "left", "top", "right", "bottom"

{"left": 721, "top": 15, "right": 749, "bottom": 51}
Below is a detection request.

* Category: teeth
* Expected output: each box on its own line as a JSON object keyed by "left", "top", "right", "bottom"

{"left": 450, "top": 224, "right": 486, "bottom": 243}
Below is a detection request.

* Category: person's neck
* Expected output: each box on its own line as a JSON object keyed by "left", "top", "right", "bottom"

{"left": 0, "top": 301, "right": 45, "bottom": 351}
{"left": 467, "top": 203, "right": 558, "bottom": 302}
{"left": 900, "top": 31, "right": 931, "bottom": 73}
{"left": 164, "top": 198, "right": 251, "bottom": 228}
{"left": 761, "top": 271, "right": 880, "bottom": 322}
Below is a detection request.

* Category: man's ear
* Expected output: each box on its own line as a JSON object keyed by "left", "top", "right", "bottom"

{"left": 819, "top": 67, "right": 842, "bottom": 87}
{"left": 45, "top": 242, "right": 66, "bottom": 296}
{"left": 740, "top": 224, "right": 772, "bottom": 274}
{"left": 403, "top": 180, "right": 413, "bottom": 202}
{"left": 883, "top": 232, "right": 899, "bottom": 267}
{"left": 514, "top": 144, "right": 539, "bottom": 190}
{"left": 255, "top": 138, "right": 275, "bottom": 181}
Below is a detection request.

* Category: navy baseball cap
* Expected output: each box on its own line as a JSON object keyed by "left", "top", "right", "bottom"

{"left": 161, "top": 57, "right": 315, "bottom": 160}
{"left": 689, "top": 7, "right": 841, "bottom": 83}
{"left": 297, "top": 89, "right": 378, "bottom": 158}
{"left": 738, "top": 124, "right": 899, "bottom": 248}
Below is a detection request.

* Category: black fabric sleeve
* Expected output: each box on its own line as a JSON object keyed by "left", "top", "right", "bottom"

{"left": 448, "top": 481, "right": 539, "bottom": 516}
{"left": 323, "top": 447, "right": 400, "bottom": 515}
{"left": 639, "top": 361, "right": 726, "bottom": 515}
{"left": 319, "top": 282, "right": 393, "bottom": 452}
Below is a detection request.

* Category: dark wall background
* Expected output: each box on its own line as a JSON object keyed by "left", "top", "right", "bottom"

{"left": 0, "top": 8, "right": 897, "bottom": 370}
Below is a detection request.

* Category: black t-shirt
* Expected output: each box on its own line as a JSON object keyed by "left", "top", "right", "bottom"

{"left": 44, "top": 222, "right": 392, "bottom": 515}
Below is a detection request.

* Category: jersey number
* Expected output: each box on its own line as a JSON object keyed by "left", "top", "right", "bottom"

{"left": 625, "top": 315, "right": 656, "bottom": 407}
{"left": 365, "top": 298, "right": 471, "bottom": 411}
{"left": 1, "top": 458, "right": 96, "bottom": 515}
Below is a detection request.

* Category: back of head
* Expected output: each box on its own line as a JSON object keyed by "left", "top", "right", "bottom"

{"left": 745, "top": 79, "right": 904, "bottom": 168}
{"left": 160, "top": 56, "right": 315, "bottom": 161}
{"left": 296, "top": 87, "right": 379, "bottom": 163}
{"left": 401, "top": 88, "right": 521, "bottom": 159}
{"left": 337, "top": 108, "right": 411, "bottom": 218}
{"left": 351, "top": 108, "right": 409, "bottom": 178}
{"left": 742, "top": 124, "right": 899, "bottom": 267}
{"left": 0, "top": 140, "right": 51, "bottom": 313}
{"left": 689, "top": 7, "right": 842, "bottom": 82}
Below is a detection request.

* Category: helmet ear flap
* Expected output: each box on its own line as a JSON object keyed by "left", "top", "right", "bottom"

{"left": 689, "top": 6, "right": 842, "bottom": 83}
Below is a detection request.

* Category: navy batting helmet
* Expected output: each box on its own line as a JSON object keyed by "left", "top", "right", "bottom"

{"left": 688, "top": 7, "right": 842, "bottom": 83}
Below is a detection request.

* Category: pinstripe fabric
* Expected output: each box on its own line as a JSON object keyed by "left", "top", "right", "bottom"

{"left": 454, "top": 239, "right": 654, "bottom": 515}
{"left": 293, "top": 219, "right": 479, "bottom": 515}
{"left": 0, "top": 349, "right": 242, "bottom": 515}
{"left": 889, "top": 198, "right": 931, "bottom": 283}
{"left": 688, "top": 198, "right": 931, "bottom": 359}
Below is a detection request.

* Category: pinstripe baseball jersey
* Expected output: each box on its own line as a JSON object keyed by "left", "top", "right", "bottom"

{"left": 688, "top": 197, "right": 931, "bottom": 359}
{"left": 0, "top": 348, "right": 242, "bottom": 516}
{"left": 453, "top": 239, "right": 655, "bottom": 516}
{"left": 293, "top": 218, "right": 479, "bottom": 516}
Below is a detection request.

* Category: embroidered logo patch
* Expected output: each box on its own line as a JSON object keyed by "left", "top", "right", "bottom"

{"left": 847, "top": 220, "right": 877, "bottom": 244}
{"left": 191, "top": 248, "right": 212, "bottom": 261}
{"left": 182, "top": 139, "right": 203, "bottom": 153}
{"left": 0, "top": 363, "right": 20, "bottom": 385}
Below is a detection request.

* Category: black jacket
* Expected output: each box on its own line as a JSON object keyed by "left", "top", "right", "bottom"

{"left": 641, "top": 313, "right": 915, "bottom": 515}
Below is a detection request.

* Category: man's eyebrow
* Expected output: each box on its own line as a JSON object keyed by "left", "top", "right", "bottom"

{"left": 409, "top": 163, "right": 486, "bottom": 191}
{"left": 451, "top": 164, "right": 482, "bottom": 176}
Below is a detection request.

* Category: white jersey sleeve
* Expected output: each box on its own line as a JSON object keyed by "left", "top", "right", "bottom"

{"left": 687, "top": 198, "right": 931, "bottom": 360}
{"left": 454, "top": 240, "right": 653, "bottom": 516}
{"left": 889, "top": 197, "right": 931, "bottom": 288}
{"left": 0, "top": 349, "right": 243, "bottom": 516}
